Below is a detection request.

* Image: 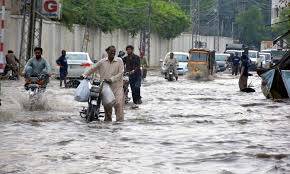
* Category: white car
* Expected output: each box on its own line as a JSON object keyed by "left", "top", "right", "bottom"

{"left": 248, "top": 50, "right": 259, "bottom": 64}
{"left": 259, "top": 52, "right": 271, "bottom": 68}
{"left": 65, "top": 52, "right": 93, "bottom": 78}
{"left": 215, "top": 53, "right": 230, "bottom": 72}
{"left": 225, "top": 50, "right": 243, "bottom": 57}
{"left": 257, "top": 55, "right": 265, "bottom": 68}
{"left": 0, "top": 55, "right": 5, "bottom": 74}
{"left": 160, "top": 52, "right": 189, "bottom": 75}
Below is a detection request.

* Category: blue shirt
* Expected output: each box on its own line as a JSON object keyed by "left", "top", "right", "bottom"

{"left": 56, "top": 55, "right": 68, "bottom": 71}
{"left": 25, "top": 57, "right": 51, "bottom": 75}
{"left": 232, "top": 56, "right": 240, "bottom": 66}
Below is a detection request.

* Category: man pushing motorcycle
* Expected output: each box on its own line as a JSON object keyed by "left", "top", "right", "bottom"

{"left": 24, "top": 47, "right": 51, "bottom": 88}
{"left": 83, "top": 45, "right": 124, "bottom": 122}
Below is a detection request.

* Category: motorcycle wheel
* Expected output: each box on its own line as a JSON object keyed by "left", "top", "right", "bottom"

{"left": 86, "top": 105, "right": 99, "bottom": 123}
{"left": 168, "top": 75, "right": 173, "bottom": 81}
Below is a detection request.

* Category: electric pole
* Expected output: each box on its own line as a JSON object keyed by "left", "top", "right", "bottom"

{"left": 191, "top": 0, "right": 199, "bottom": 48}
{"left": 217, "top": 0, "right": 220, "bottom": 51}
{"left": 27, "top": 0, "right": 36, "bottom": 61}
{"left": 145, "top": 0, "right": 152, "bottom": 66}
{"left": 196, "top": 0, "right": 200, "bottom": 47}
{"left": 19, "top": 0, "right": 43, "bottom": 66}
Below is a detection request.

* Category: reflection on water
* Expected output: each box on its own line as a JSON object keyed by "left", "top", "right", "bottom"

{"left": 0, "top": 73, "right": 289, "bottom": 174}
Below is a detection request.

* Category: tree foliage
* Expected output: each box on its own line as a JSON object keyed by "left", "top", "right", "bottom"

{"left": 60, "top": 0, "right": 191, "bottom": 39}
{"left": 272, "top": 7, "right": 290, "bottom": 45}
{"left": 236, "top": 6, "right": 270, "bottom": 48}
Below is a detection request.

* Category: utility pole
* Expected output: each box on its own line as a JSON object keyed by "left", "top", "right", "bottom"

{"left": 82, "top": 0, "right": 96, "bottom": 52}
{"left": 197, "top": 0, "right": 200, "bottom": 47}
{"left": 27, "top": 0, "right": 35, "bottom": 61}
{"left": 146, "top": 0, "right": 152, "bottom": 66}
{"left": 19, "top": 0, "right": 43, "bottom": 67}
{"left": 191, "top": 0, "right": 199, "bottom": 48}
{"left": 217, "top": 0, "right": 220, "bottom": 51}
{"left": 0, "top": 0, "right": 5, "bottom": 74}
{"left": 191, "top": 0, "right": 194, "bottom": 48}
{"left": 232, "top": 0, "right": 235, "bottom": 41}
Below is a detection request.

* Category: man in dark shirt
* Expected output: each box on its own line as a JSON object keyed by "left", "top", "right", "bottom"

{"left": 232, "top": 52, "right": 240, "bottom": 76}
{"left": 56, "top": 50, "right": 68, "bottom": 87}
{"left": 239, "top": 53, "right": 250, "bottom": 90}
{"left": 123, "top": 45, "right": 142, "bottom": 105}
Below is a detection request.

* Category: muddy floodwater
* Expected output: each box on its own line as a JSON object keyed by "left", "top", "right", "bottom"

{"left": 0, "top": 72, "right": 289, "bottom": 174}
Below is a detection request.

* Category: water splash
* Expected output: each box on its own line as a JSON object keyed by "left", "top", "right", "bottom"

{"left": 20, "top": 92, "right": 50, "bottom": 111}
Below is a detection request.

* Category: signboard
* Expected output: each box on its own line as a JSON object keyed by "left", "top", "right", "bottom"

{"left": 42, "top": 0, "right": 60, "bottom": 19}
{"left": 281, "top": 70, "right": 290, "bottom": 98}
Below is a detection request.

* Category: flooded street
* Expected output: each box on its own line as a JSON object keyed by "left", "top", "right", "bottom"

{"left": 0, "top": 71, "right": 290, "bottom": 174}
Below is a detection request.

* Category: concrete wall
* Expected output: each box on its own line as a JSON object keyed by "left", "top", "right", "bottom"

{"left": 5, "top": 15, "right": 233, "bottom": 71}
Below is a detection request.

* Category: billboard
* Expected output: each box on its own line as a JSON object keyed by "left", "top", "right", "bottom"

{"left": 41, "top": 0, "right": 61, "bottom": 19}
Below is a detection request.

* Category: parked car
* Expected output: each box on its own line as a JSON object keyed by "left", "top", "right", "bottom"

{"left": 262, "top": 49, "right": 289, "bottom": 66}
{"left": 225, "top": 50, "right": 243, "bottom": 57}
{"left": 248, "top": 50, "right": 259, "bottom": 70}
{"left": 64, "top": 52, "right": 93, "bottom": 78}
{"left": 161, "top": 52, "right": 189, "bottom": 75}
{"left": 259, "top": 52, "right": 271, "bottom": 68}
{"left": 257, "top": 55, "right": 266, "bottom": 68}
{"left": 215, "top": 53, "right": 230, "bottom": 72}
{"left": 0, "top": 55, "right": 6, "bottom": 75}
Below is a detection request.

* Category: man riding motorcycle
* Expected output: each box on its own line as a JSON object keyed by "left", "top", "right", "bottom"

{"left": 164, "top": 52, "right": 179, "bottom": 81}
{"left": 24, "top": 47, "right": 51, "bottom": 88}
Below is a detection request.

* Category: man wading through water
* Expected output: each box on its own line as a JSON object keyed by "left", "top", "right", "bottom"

{"left": 239, "top": 52, "right": 251, "bottom": 91}
{"left": 83, "top": 46, "right": 124, "bottom": 122}
{"left": 123, "top": 45, "right": 142, "bottom": 107}
{"left": 56, "top": 50, "right": 68, "bottom": 88}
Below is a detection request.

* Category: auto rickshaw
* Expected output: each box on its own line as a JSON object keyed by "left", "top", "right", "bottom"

{"left": 187, "top": 48, "right": 215, "bottom": 80}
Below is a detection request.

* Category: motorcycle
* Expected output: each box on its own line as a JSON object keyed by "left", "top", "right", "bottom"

{"left": 165, "top": 64, "right": 175, "bottom": 81}
{"left": 25, "top": 74, "right": 48, "bottom": 109}
{"left": 80, "top": 79, "right": 105, "bottom": 123}
{"left": 123, "top": 72, "right": 130, "bottom": 104}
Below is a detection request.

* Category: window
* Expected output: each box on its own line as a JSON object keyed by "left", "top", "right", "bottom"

{"left": 191, "top": 53, "right": 208, "bottom": 61}
{"left": 175, "top": 54, "right": 188, "bottom": 62}
{"left": 248, "top": 52, "right": 258, "bottom": 58}
{"left": 66, "top": 54, "right": 87, "bottom": 61}
{"left": 215, "top": 55, "right": 228, "bottom": 61}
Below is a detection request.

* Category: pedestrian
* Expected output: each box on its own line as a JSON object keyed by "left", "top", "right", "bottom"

{"left": 123, "top": 45, "right": 142, "bottom": 106}
{"left": 56, "top": 50, "right": 68, "bottom": 88}
{"left": 239, "top": 52, "right": 250, "bottom": 91}
{"left": 226, "top": 53, "right": 234, "bottom": 71}
{"left": 83, "top": 45, "right": 124, "bottom": 122}
{"left": 4, "top": 50, "right": 19, "bottom": 79}
{"left": 140, "top": 51, "right": 148, "bottom": 81}
{"left": 232, "top": 52, "right": 240, "bottom": 76}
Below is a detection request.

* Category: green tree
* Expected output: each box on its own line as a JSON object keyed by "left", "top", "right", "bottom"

{"left": 236, "top": 6, "right": 270, "bottom": 48}
{"left": 272, "top": 7, "right": 290, "bottom": 45}
{"left": 151, "top": 0, "right": 190, "bottom": 39}
{"left": 60, "top": 0, "right": 191, "bottom": 39}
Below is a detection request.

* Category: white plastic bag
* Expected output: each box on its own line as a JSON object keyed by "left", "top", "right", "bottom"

{"left": 74, "top": 79, "right": 91, "bottom": 102}
{"left": 101, "top": 83, "right": 116, "bottom": 107}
